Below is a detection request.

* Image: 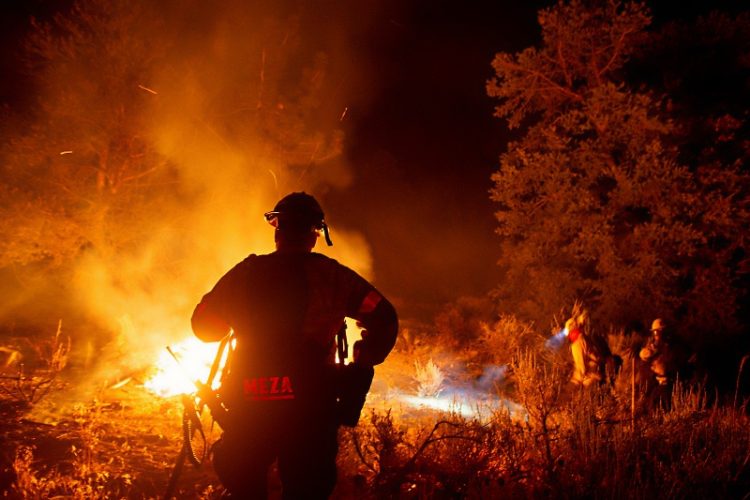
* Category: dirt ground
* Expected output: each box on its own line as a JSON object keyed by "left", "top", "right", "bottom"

{"left": 0, "top": 380, "right": 227, "bottom": 499}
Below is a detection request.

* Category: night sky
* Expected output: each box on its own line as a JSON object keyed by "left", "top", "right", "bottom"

{"left": 329, "top": 1, "right": 547, "bottom": 319}
{"left": 0, "top": 0, "right": 745, "bottom": 321}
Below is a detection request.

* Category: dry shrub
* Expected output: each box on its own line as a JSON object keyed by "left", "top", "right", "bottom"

{"left": 511, "top": 351, "right": 567, "bottom": 428}
{"left": 338, "top": 391, "right": 750, "bottom": 499}
{"left": 8, "top": 402, "right": 134, "bottom": 499}
{"left": 357, "top": 307, "right": 750, "bottom": 499}
{"left": 433, "top": 296, "right": 497, "bottom": 350}
{"left": 509, "top": 350, "right": 568, "bottom": 488}
{"left": 485, "top": 409, "right": 530, "bottom": 495}
{"left": 4, "top": 366, "right": 749, "bottom": 498}
{"left": 479, "top": 314, "right": 543, "bottom": 365}
{"left": 414, "top": 359, "right": 444, "bottom": 397}
{"left": 534, "top": 377, "right": 750, "bottom": 498}
{"left": 341, "top": 409, "right": 411, "bottom": 498}
{"left": 4, "top": 308, "right": 750, "bottom": 498}
{"left": 590, "top": 391, "right": 750, "bottom": 498}
{"left": 409, "top": 417, "right": 500, "bottom": 497}
{"left": 10, "top": 446, "right": 35, "bottom": 497}
{"left": 4, "top": 390, "right": 220, "bottom": 499}
{"left": 9, "top": 444, "right": 134, "bottom": 499}
{"left": 341, "top": 409, "right": 507, "bottom": 498}
{"left": 0, "top": 319, "right": 70, "bottom": 407}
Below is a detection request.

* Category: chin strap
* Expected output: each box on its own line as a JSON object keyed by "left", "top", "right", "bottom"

{"left": 322, "top": 222, "right": 333, "bottom": 246}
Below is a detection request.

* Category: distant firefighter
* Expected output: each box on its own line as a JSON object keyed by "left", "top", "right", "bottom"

{"left": 568, "top": 318, "right": 600, "bottom": 386}
{"left": 639, "top": 318, "right": 691, "bottom": 387}
{"left": 567, "top": 317, "right": 621, "bottom": 387}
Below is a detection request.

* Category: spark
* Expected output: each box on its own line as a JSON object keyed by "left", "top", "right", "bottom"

{"left": 268, "top": 169, "right": 278, "bottom": 190}
{"left": 339, "top": 107, "right": 348, "bottom": 122}
{"left": 59, "top": 151, "right": 73, "bottom": 155}
{"left": 109, "top": 377, "right": 132, "bottom": 390}
{"left": 138, "top": 84, "right": 158, "bottom": 95}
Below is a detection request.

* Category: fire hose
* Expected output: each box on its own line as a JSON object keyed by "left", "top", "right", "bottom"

{"left": 163, "top": 333, "right": 233, "bottom": 499}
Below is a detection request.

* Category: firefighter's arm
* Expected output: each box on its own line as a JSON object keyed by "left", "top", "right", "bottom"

{"left": 639, "top": 341, "right": 656, "bottom": 362}
{"left": 352, "top": 290, "right": 398, "bottom": 367}
{"left": 191, "top": 300, "right": 231, "bottom": 342}
{"left": 191, "top": 256, "right": 254, "bottom": 342}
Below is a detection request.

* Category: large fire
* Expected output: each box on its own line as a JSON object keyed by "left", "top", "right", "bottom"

{"left": 144, "top": 337, "right": 226, "bottom": 397}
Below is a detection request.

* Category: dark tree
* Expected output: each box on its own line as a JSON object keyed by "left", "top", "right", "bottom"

{"left": 487, "top": 0, "right": 750, "bottom": 341}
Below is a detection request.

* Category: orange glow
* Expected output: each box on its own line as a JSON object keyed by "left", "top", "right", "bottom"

{"left": 145, "top": 320, "right": 361, "bottom": 398}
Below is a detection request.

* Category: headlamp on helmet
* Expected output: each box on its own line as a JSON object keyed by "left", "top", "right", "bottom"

{"left": 651, "top": 318, "right": 665, "bottom": 332}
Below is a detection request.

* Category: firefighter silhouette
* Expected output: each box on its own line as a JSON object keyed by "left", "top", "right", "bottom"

{"left": 191, "top": 192, "right": 398, "bottom": 498}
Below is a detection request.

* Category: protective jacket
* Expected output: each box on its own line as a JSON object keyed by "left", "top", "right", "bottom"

{"left": 639, "top": 334, "right": 689, "bottom": 386}
{"left": 192, "top": 251, "right": 398, "bottom": 418}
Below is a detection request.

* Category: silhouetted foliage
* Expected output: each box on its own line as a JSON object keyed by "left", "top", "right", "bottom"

{"left": 487, "top": 0, "right": 750, "bottom": 343}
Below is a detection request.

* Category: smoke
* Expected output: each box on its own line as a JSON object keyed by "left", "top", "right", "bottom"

{"left": 391, "top": 362, "right": 524, "bottom": 421}
{"left": 545, "top": 328, "right": 569, "bottom": 350}
{"left": 42, "top": 0, "right": 384, "bottom": 383}
{"left": 475, "top": 363, "right": 508, "bottom": 391}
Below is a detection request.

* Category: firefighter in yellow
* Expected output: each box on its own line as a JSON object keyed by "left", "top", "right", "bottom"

{"left": 567, "top": 315, "right": 619, "bottom": 386}
{"left": 191, "top": 192, "right": 398, "bottom": 498}
{"left": 567, "top": 317, "right": 603, "bottom": 386}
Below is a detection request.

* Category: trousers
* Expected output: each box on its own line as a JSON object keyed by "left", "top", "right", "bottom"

{"left": 212, "top": 400, "right": 339, "bottom": 499}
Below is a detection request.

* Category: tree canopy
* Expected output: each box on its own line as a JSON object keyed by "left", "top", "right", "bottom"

{"left": 488, "top": 0, "right": 750, "bottom": 340}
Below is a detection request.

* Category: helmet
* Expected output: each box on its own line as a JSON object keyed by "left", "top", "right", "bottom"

{"left": 651, "top": 318, "right": 665, "bottom": 332}
{"left": 265, "top": 192, "right": 324, "bottom": 228}
{"left": 264, "top": 192, "right": 333, "bottom": 245}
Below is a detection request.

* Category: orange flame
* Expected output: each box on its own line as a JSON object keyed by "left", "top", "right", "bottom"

{"left": 144, "top": 337, "right": 224, "bottom": 397}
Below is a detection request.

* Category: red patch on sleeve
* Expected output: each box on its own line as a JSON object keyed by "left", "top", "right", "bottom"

{"left": 358, "top": 290, "right": 382, "bottom": 315}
